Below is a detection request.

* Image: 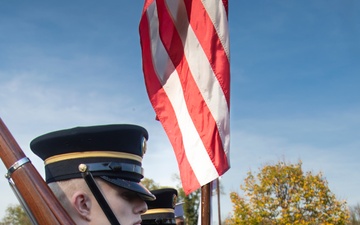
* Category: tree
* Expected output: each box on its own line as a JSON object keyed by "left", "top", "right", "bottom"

{"left": 225, "top": 161, "right": 350, "bottom": 225}
{"left": 349, "top": 203, "right": 360, "bottom": 225}
{"left": 0, "top": 204, "right": 31, "bottom": 225}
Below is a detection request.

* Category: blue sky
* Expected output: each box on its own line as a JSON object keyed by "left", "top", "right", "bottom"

{"left": 0, "top": 0, "right": 359, "bottom": 222}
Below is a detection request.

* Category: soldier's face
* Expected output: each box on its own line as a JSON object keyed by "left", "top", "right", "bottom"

{"left": 89, "top": 179, "right": 148, "bottom": 225}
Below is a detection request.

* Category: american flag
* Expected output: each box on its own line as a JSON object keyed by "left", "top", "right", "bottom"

{"left": 139, "top": 0, "right": 230, "bottom": 194}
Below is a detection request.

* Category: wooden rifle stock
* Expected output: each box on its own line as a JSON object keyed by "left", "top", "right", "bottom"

{"left": 0, "top": 118, "right": 75, "bottom": 225}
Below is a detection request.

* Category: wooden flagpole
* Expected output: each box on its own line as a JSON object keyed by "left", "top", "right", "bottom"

{"left": 201, "top": 183, "right": 211, "bottom": 225}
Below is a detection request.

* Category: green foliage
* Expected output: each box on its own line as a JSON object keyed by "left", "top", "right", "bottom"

{"left": 0, "top": 204, "right": 31, "bottom": 225}
{"left": 225, "top": 161, "right": 350, "bottom": 225}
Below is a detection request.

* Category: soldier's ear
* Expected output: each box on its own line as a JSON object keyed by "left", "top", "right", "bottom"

{"left": 72, "top": 191, "right": 91, "bottom": 221}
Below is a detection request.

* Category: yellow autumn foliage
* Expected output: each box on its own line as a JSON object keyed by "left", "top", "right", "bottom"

{"left": 225, "top": 161, "right": 350, "bottom": 225}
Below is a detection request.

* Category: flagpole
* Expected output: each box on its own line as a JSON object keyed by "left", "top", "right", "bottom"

{"left": 201, "top": 183, "right": 211, "bottom": 225}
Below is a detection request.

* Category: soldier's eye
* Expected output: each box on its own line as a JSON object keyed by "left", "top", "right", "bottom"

{"left": 120, "top": 191, "right": 138, "bottom": 201}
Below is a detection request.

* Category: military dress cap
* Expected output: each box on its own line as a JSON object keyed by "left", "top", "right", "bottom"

{"left": 142, "top": 188, "right": 178, "bottom": 225}
{"left": 30, "top": 124, "right": 155, "bottom": 201}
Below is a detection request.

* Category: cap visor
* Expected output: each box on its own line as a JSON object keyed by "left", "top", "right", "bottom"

{"left": 100, "top": 176, "right": 155, "bottom": 201}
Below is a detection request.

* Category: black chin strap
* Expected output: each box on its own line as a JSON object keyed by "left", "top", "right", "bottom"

{"left": 79, "top": 163, "right": 121, "bottom": 225}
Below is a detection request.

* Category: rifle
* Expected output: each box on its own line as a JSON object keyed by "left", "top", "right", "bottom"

{"left": 0, "top": 118, "right": 75, "bottom": 225}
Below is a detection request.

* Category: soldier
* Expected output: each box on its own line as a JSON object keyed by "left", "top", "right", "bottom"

{"left": 141, "top": 188, "right": 178, "bottom": 225}
{"left": 30, "top": 124, "right": 155, "bottom": 225}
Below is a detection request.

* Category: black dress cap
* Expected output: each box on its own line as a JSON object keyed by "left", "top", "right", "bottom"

{"left": 30, "top": 124, "right": 155, "bottom": 201}
{"left": 142, "top": 188, "right": 178, "bottom": 224}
